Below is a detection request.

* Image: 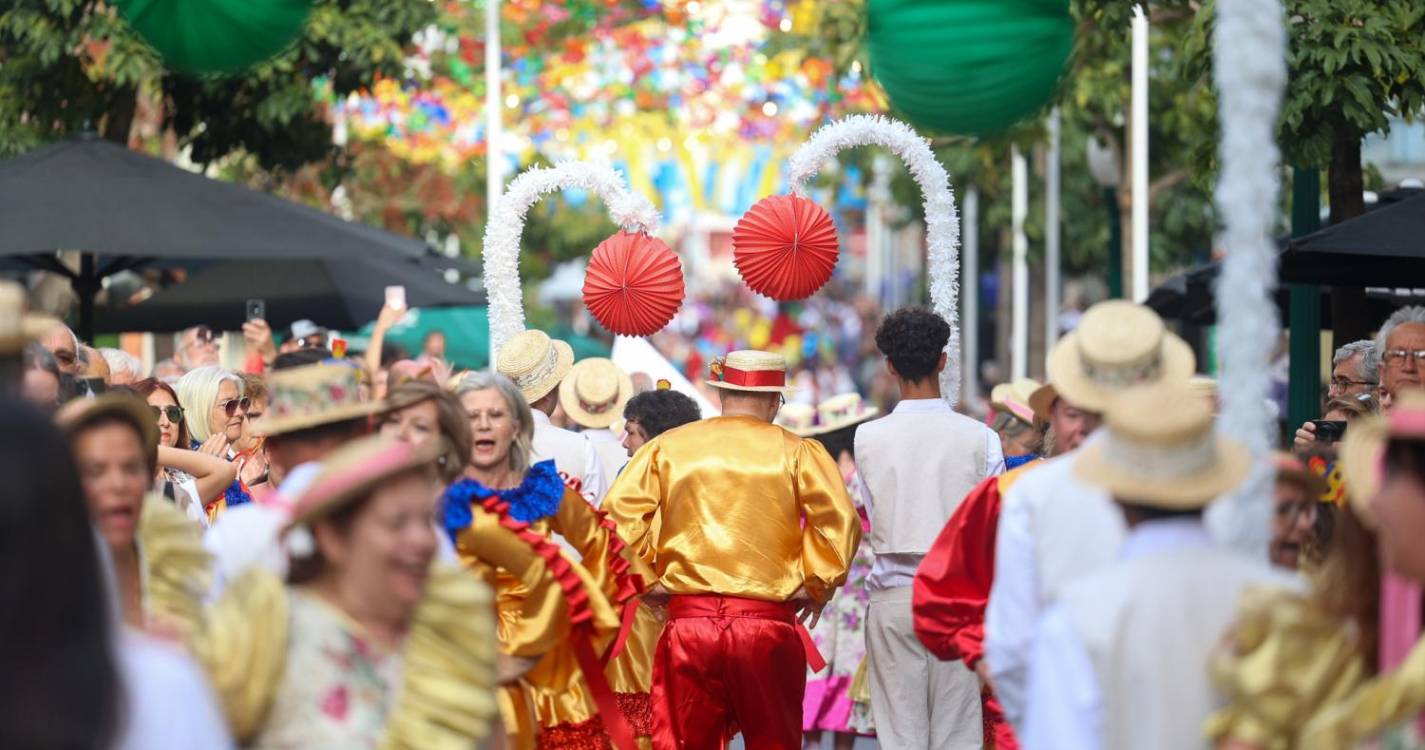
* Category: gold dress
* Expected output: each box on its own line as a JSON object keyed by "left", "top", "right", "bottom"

{"left": 1206, "top": 585, "right": 1425, "bottom": 749}
{"left": 443, "top": 460, "right": 646, "bottom": 749}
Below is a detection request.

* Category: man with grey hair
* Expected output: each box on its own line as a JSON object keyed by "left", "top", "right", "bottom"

{"left": 1329, "top": 340, "right": 1378, "bottom": 400}
{"left": 39, "top": 322, "right": 80, "bottom": 375}
{"left": 100, "top": 347, "right": 142, "bottom": 385}
{"left": 1376, "top": 305, "right": 1425, "bottom": 410}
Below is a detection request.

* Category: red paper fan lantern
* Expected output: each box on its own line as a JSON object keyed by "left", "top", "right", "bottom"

{"left": 583, "top": 231, "right": 685, "bottom": 336}
{"left": 732, "top": 194, "right": 840, "bottom": 301}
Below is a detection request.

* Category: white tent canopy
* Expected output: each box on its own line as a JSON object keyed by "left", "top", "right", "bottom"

{"left": 611, "top": 336, "right": 717, "bottom": 417}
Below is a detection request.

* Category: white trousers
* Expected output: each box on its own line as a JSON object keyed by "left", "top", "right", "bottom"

{"left": 866, "top": 586, "right": 983, "bottom": 749}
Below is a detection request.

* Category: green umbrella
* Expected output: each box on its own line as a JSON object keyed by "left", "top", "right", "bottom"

{"left": 867, "top": 0, "right": 1074, "bottom": 137}
{"left": 349, "top": 307, "right": 609, "bottom": 371}
{"left": 114, "top": 0, "right": 313, "bottom": 75}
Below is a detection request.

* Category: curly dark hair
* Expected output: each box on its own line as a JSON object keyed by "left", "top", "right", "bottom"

{"left": 874, "top": 307, "right": 950, "bottom": 383}
{"left": 623, "top": 389, "right": 702, "bottom": 440}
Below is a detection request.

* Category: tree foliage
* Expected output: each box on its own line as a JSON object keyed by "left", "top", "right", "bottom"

{"left": 0, "top": 0, "right": 437, "bottom": 170}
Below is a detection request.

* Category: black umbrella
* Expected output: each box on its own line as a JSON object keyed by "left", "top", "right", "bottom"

{"left": 1282, "top": 188, "right": 1425, "bottom": 286}
{"left": 93, "top": 254, "right": 486, "bottom": 334}
{"left": 0, "top": 135, "right": 434, "bottom": 338}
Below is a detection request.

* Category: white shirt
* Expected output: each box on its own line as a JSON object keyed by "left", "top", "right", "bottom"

{"left": 531, "top": 410, "right": 609, "bottom": 506}
{"left": 984, "top": 434, "right": 1124, "bottom": 728}
{"left": 1020, "top": 520, "right": 1214, "bottom": 750}
{"left": 116, "top": 629, "right": 234, "bottom": 749}
{"left": 859, "top": 397, "right": 1004, "bottom": 590}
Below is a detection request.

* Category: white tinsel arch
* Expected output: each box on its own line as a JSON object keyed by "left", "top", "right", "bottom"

{"left": 788, "top": 115, "right": 963, "bottom": 405}
{"left": 1207, "top": 0, "right": 1287, "bottom": 557}
{"left": 482, "top": 162, "right": 661, "bottom": 353}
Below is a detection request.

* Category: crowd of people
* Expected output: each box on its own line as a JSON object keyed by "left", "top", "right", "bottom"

{"left": 6, "top": 268, "right": 1425, "bottom": 750}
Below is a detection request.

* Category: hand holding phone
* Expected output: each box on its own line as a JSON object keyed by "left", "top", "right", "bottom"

{"left": 385, "top": 286, "right": 406, "bottom": 311}
{"left": 246, "top": 298, "right": 266, "bottom": 323}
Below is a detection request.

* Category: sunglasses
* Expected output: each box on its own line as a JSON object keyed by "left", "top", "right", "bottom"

{"left": 217, "top": 397, "right": 251, "bottom": 417}
{"left": 151, "top": 405, "right": 185, "bottom": 423}
{"left": 187, "top": 326, "right": 215, "bottom": 347}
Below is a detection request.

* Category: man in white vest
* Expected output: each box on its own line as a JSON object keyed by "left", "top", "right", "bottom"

{"left": 854, "top": 307, "right": 1003, "bottom": 749}
{"left": 985, "top": 300, "right": 1195, "bottom": 728}
{"left": 1020, "top": 382, "right": 1294, "bottom": 750}
{"left": 496, "top": 330, "right": 608, "bottom": 505}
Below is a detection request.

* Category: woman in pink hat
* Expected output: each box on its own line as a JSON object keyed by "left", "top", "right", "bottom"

{"left": 189, "top": 435, "right": 498, "bottom": 749}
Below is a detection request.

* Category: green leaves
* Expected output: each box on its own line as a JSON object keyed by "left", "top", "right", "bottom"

{"left": 0, "top": 0, "right": 436, "bottom": 169}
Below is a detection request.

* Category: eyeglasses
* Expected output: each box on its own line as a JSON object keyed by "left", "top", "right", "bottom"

{"left": 217, "top": 397, "right": 251, "bottom": 417}
{"left": 1383, "top": 348, "right": 1425, "bottom": 366}
{"left": 1330, "top": 378, "right": 1376, "bottom": 389}
{"left": 151, "top": 405, "right": 185, "bottom": 423}
{"left": 1275, "top": 499, "right": 1319, "bottom": 524}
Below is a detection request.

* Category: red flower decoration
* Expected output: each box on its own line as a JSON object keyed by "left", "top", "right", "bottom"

{"left": 583, "top": 231, "right": 685, "bottom": 336}
{"left": 732, "top": 194, "right": 840, "bottom": 301}
{"left": 321, "top": 685, "right": 349, "bottom": 721}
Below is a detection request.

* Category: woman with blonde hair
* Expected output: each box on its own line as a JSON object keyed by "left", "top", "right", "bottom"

{"left": 176, "top": 366, "right": 253, "bottom": 515}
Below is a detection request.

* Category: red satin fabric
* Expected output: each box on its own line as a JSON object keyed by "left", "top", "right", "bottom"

{"left": 651, "top": 596, "right": 807, "bottom": 750}
{"left": 912, "top": 475, "right": 1019, "bottom": 750}
{"left": 719, "top": 366, "right": 787, "bottom": 388}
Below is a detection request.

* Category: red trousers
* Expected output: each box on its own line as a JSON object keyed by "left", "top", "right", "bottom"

{"left": 651, "top": 595, "right": 807, "bottom": 750}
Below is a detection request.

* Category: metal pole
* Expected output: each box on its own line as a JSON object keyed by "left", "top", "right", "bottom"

{"left": 1045, "top": 108, "right": 1062, "bottom": 349}
{"left": 963, "top": 187, "right": 980, "bottom": 406}
{"left": 1105, "top": 187, "right": 1124, "bottom": 299}
{"left": 1130, "top": 6, "right": 1150, "bottom": 302}
{"left": 1011, "top": 147, "right": 1029, "bottom": 381}
{"left": 1288, "top": 168, "right": 1323, "bottom": 431}
{"left": 485, "top": 0, "right": 502, "bottom": 366}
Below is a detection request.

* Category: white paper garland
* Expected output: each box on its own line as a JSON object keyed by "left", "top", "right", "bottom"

{"left": 788, "top": 115, "right": 963, "bottom": 405}
{"left": 1206, "top": 0, "right": 1287, "bottom": 558}
{"left": 482, "top": 162, "right": 661, "bottom": 353}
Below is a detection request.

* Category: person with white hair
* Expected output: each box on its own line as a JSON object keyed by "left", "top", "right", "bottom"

{"left": 176, "top": 366, "right": 252, "bottom": 515}
{"left": 1376, "top": 305, "right": 1425, "bottom": 410}
{"left": 100, "top": 348, "right": 142, "bottom": 386}
{"left": 174, "top": 325, "right": 220, "bottom": 372}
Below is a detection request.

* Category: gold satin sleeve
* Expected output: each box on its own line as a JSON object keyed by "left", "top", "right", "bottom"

{"left": 1204, "top": 585, "right": 1368, "bottom": 749}
{"left": 603, "top": 444, "right": 663, "bottom": 565}
{"left": 189, "top": 569, "right": 289, "bottom": 743}
{"left": 1300, "top": 633, "right": 1425, "bottom": 749}
{"left": 792, "top": 436, "right": 862, "bottom": 604}
{"left": 381, "top": 563, "right": 499, "bottom": 750}
{"left": 137, "top": 492, "right": 213, "bottom": 639}
{"left": 456, "top": 507, "right": 569, "bottom": 658}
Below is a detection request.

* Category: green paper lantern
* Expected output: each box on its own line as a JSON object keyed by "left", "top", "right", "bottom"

{"left": 867, "top": 0, "right": 1074, "bottom": 137}
{"left": 113, "top": 0, "right": 314, "bottom": 75}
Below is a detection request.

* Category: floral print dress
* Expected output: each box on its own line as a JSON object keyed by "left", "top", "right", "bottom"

{"left": 803, "top": 468, "right": 876, "bottom": 735}
{"left": 248, "top": 589, "right": 401, "bottom": 750}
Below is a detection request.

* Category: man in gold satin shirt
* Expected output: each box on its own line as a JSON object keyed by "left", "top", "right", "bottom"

{"left": 603, "top": 349, "right": 862, "bottom": 750}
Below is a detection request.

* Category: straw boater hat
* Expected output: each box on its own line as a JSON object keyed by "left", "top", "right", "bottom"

{"left": 807, "top": 393, "right": 879, "bottom": 436}
{"left": 1074, "top": 381, "right": 1249, "bottom": 509}
{"left": 1272, "top": 451, "right": 1329, "bottom": 498}
{"left": 497, "top": 330, "right": 574, "bottom": 404}
{"left": 57, "top": 393, "right": 161, "bottom": 472}
{"left": 251, "top": 363, "right": 385, "bottom": 437}
{"left": 0, "top": 280, "right": 59, "bottom": 354}
{"left": 284, "top": 434, "right": 444, "bottom": 532}
{"left": 1044, "top": 300, "right": 1195, "bottom": 415}
{"left": 991, "top": 378, "right": 1042, "bottom": 426}
{"left": 776, "top": 402, "right": 817, "bottom": 435}
{"left": 559, "top": 357, "right": 634, "bottom": 430}
{"left": 1339, "top": 390, "right": 1425, "bottom": 525}
{"left": 706, "top": 349, "right": 796, "bottom": 394}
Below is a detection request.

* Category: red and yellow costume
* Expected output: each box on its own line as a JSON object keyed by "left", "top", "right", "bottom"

{"left": 604, "top": 415, "right": 862, "bottom": 749}
{"left": 445, "top": 460, "right": 649, "bottom": 750}
{"left": 911, "top": 464, "right": 1036, "bottom": 750}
